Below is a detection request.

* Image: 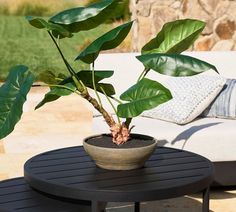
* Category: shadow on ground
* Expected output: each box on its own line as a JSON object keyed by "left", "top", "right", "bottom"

{"left": 106, "top": 195, "right": 213, "bottom": 212}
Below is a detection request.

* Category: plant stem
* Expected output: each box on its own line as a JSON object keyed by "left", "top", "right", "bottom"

{"left": 92, "top": 61, "right": 102, "bottom": 106}
{"left": 125, "top": 118, "right": 132, "bottom": 129}
{"left": 137, "top": 68, "right": 150, "bottom": 82}
{"left": 39, "top": 83, "right": 80, "bottom": 95}
{"left": 81, "top": 91, "right": 116, "bottom": 127}
{"left": 100, "top": 86, "right": 121, "bottom": 124}
{"left": 47, "top": 31, "right": 74, "bottom": 76}
{"left": 47, "top": 31, "right": 85, "bottom": 93}
{"left": 110, "top": 96, "right": 123, "bottom": 104}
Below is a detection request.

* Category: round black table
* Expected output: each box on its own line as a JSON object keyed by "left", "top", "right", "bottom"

{"left": 24, "top": 146, "right": 214, "bottom": 212}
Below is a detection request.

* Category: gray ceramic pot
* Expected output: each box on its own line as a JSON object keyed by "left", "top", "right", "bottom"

{"left": 83, "top": 134, "right": 157, "bottom": 170}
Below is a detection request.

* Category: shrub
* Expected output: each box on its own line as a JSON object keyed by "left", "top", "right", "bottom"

{"left": 14, "top": 2, "right": 49, "bottom": 16}
{"left": 0, "top": 3, "right": 10, "bottom": 15}
{"left": 0, "top": 0, "right": 78, "bottom": 16}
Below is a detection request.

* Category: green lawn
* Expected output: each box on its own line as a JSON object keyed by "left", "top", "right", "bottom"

{"left": 0, "top": 15, "right": 112, "bottom": 81}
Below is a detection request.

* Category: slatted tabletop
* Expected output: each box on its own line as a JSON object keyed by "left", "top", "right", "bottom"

{"left": 0, "top": 177, "right": 91, "bottom": 212}
{"left": 24, "top": 146, "right": 214, "bottom": 202}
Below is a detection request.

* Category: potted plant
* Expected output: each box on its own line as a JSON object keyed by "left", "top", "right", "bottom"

{"left": 0, "top": 0, "right": 217, "bottom": 170}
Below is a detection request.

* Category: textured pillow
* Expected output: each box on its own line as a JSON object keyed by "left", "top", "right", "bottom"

{"left": 202, "top": 79, "right": 236, "bottom": 119}
{"left": 142, "top": 75, "right": 226, "bottom": 124}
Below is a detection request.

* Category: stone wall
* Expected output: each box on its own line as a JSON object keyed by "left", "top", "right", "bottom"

{"left": 130, "top": 0, "right": 236, "bottom": 51}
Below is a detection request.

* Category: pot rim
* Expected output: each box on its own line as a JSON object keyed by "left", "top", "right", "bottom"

{"left": 83, "top": 133, "right": 158, "bottom": 150}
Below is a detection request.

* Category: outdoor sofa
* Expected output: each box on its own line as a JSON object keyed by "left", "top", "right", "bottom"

{"left": 92, "top": 51, "right": 236, "bottom": 186}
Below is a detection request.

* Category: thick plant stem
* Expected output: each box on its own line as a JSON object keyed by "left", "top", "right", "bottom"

{"left": 81, "top": 92, "right": 116, "bottom": 127}
{"left": 81, "top": 89, "right": 130, "bottom": 144}
{"left": 82, "top": 87, "right": 131, "bottom": 145}
{"left": 110, "top": 123, "right": 130, "bottom": 145}
{"left": 125, "top": 118, "right": 132, "bottom": 129}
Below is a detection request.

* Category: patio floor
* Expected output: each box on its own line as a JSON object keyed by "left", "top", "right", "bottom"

{"left": 0, "top": 87, "right": 236, "bottom": 212}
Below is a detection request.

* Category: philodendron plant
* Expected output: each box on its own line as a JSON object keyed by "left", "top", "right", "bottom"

{"left": 0, "top": 0, "right": 218, "bottom": 145}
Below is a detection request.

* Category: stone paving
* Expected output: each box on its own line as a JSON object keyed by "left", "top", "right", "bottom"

{"left": 0, "top": 87, "right": 235, "bottom": 211}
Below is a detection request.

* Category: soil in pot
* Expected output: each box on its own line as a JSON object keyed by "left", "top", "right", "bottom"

{"left": 86, "top": 134, "right": 155, "bottom": 148}
{"left": 83, "top": 134, "right": 157, "bottom": 170}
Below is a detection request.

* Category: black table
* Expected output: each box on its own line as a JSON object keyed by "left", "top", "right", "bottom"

{"left": 0, "top": 177, "right": 91, "bottom": 212}
{"left": 24, "top": 146, "right": 214, "bottom": 212}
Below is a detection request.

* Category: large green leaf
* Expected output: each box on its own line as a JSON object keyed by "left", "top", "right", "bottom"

{"left": 37, "top": 71, "right": 67, "bottom": 84}
{"left": 117, "top": 78, "right": 172, "bottom": 118}
{"left": 62, "top": 70, "right": 115, "bottom": 91}
{"left": 142, "top": 19, "right": 205, "bottom": 54}
{"left": 96, "top": 83, "right": 115, "bottom": 96}
{"left": 75, "top": 21, "right": 133, "bottom": 64}
{"left": 75, "top": 70, "right": 114, "bottom": 84}
{"left": 49, "top": 0, "right": 120, "bottom": 33}
{"left": 136, "top": 53, "right": 218, "bottom": 76}
{"left": 26, "top": 16, "right": 72, "bottom": 39}
{"left": 0, "top": 65, "right": 35, "bottom": 139}
{"left": 35, "top": 70, "right": 115, "bottom": 109}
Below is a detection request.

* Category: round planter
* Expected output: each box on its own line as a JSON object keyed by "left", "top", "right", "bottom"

{"left": 83, "top": 133, "right": 157, "bottom": 170}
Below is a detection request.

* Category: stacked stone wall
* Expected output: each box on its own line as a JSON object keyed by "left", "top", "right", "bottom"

{"left": 130, "top": 0, "right": 236, "bottom": 51}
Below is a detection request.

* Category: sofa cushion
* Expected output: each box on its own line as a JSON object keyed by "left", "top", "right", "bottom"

{"left": 92, "top": 115, "right": 236, "bottom": 162}
{"left": 142, "top": 75, "right": 226, "bottom": 124}
{"left": 202, "top": 79, "right": 236, "bottom": 119}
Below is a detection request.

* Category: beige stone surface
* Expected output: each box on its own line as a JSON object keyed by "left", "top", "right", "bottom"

{"left": 0, "top": 142, "right": 4, "bottom": 153}
{"left": 131, "top": 0, "right": 236, "bottom": 52}
{"left": 194, "top": 35, "right": 215, "bottom": 51}
{"left": 0, "top": 86, "right": 93, "bottom": 180}
{"left": 212, "top": 39, "right": 234, "bottom": 51}
{"left": 2, "top": 86, "right": 92, "bottom": 154}
{"left": 152, "top": 5, "right": 178, "bottom": 35}
{"left": 214, "top": 16, "right": 235, "bottom": 40}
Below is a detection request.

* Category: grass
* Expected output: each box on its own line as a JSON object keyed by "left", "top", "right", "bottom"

{"left": 0, "top": 15, "right": 113, "bottom": 81}
{"left": 0, "top": 0, "right": 84, "bottom": 16}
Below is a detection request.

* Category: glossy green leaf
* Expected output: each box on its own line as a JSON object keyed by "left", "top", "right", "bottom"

{"left": 35, "top": 83, "right": 76, "bottom": 110}
{"left": 77, "top": 70, "right": 114, "bottom": 84}
{"left": 49, "top": 0, "right": 120, "bottom": 33}
{"left": 75, "top": 21, "right": 133, "bottom": 64}
{"left": 26, "top": 16, "right": 72, "bottom": 38}
{"left": 117, "top": 78, "right": 172, "bottom": 118}
{"left": 142, "top": 19, "right": 205, "bottom": 54}
{"left": 0, "top": 65, "right": 35, "bottom": 139}
{"left": 26, "top": 16, "right": 48, "bottom": 29}
{"left": 35, "top": 70, "right": 115, "bottom": 110}
{"left": 64, "top": 70, "right": 115, "bottom": 95}
{"left": 37, "top": 71, "right": 67, "bottom": 84}
{"left": 136, "top": 53, "right": 218, "bottom": 76}
{"left": 62, "top": 70, "right": 114, "bottom": 85}
{"left": 96, "top": 83, "right": 115, "bottom": 96}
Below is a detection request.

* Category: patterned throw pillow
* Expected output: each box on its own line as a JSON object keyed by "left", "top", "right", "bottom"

{"left": 202, "top": 79, "right": 236, "bottom": 119}
{"left": 142, "top": 75, "right": 226, "bottom": 124}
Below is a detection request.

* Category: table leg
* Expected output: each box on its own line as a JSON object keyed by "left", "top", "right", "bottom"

{"left": 134, "top": 202, "right": 140, "bottom": 212}
{"left": 92, "top": 201, "right": 107, "bottom": 212}
{"left": 202, "top": 186, "right": 210, "bottom": 212}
